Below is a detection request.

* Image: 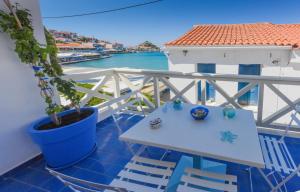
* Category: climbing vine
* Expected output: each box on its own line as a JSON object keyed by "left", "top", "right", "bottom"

{"left": 0, "top": 1, "right": 81, "bottom": 125}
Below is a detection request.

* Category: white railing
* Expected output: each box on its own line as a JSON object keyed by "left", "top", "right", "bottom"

{"left": 63, "top": 68, "right": 300, "bottom": 135}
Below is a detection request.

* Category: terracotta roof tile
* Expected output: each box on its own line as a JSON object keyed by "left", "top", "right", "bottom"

{"left": 166, "top": 23, "right": 300, "bottom": 48}
{"left": 56, "top": 42, "right": 95, "bottom": 49}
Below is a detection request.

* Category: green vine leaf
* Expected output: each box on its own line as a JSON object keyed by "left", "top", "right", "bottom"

{"left": 0, "top": 3, "right": 81, "bottom": 125}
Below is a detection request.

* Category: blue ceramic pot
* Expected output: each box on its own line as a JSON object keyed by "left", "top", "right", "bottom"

{"left": 28, "top": 107, "right": 97, "bottom": 169}
{"left": 223, "top": 106, "right": 236, "bottom": 119}
{"left": 173, "top": 103, "right": 183, "bottom": 110}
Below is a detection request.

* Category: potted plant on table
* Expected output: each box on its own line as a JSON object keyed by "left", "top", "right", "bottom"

{"left": 0, "top": 1, "right": 98, "bottom": 169}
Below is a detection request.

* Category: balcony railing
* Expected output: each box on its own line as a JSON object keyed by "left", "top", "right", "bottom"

{"left": 63, "top": 68, "right": 300, "bottom": 135}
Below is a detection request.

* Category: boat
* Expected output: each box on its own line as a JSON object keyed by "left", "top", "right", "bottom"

{"left": 57, "top": 52, "right": 101, "bottom": 65}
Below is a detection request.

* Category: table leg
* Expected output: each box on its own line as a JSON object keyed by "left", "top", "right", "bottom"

{"left": 193, "top": 156, "right": 202, "bottom": 169}
{"left": 246, "top": 167, "right": 253, "bottom": 192}
{"left": 167, "top": 156, "right": 227, "bottom": 192}
{"left": 135, "top": 145, "right": 147, "bottom": 156}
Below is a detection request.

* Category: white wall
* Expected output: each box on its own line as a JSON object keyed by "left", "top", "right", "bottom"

{"left": 167, "top": 57, "right": 197, "bottom": 103}
{"left": 0, "top": 0, "right": 45, "bottom": 175}
{"left": 166, "top": 47, "right": 300, "bottom": 127}
{"left": 166, "top": 47, "right": 290, "bottom": 66}
{"left": 215, "top": 64, "right": 239, "bottom": 106}
{"left": 262, "top": 66, "right": 300, "bottom": 126}
{"left": 167, "top": 47, "right": 291, "bottom": 104}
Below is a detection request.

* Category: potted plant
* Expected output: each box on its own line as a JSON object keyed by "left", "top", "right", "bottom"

{"left": 0, "top": 1, "right": 97, "bottom": 168}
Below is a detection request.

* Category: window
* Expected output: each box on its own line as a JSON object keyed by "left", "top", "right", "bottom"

{"left": 238, "top": 64, "right": 261, "bottom": 105}
{"left": 197, "top": 64, "right": 216, "bottom": 102}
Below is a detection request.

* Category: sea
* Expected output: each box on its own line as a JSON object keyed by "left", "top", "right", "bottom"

{"left": 72, "top": 52, "right": 168, "bottom": 70}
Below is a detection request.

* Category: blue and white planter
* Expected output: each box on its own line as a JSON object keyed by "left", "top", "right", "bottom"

{"left": 28, "top": 107, "right": 98, "bottom": 169}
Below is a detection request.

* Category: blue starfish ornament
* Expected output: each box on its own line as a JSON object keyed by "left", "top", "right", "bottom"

{"left": 220, "top": 131, "right": 238, "bottom": 143}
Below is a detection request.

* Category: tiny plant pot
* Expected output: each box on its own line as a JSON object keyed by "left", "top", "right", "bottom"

{"left": 173, "top": 99, "right": 183, "bottom": 110}
{"left": 28, "top": 107, "right": 98, "bottom": 169}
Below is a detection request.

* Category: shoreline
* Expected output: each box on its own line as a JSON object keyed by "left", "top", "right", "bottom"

{"left": 62, "top": 66, "right": 105, "bottom": 74}
{"left": 62, "top": 51, "right": 168, "bottom": 73}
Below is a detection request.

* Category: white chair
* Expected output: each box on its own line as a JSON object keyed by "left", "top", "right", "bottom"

{"left": 111, "top": 93, "right": 170, "bottom": 159}
{"left": 106, "top": 91, "right": 147, "bottom": 155}
{"left": 177, "top": 167, "right": 238, "bottom": 192}
{"left": 47, "top": 155, "right": 176, "bottom": 192}
{"left": 258, "top": 106, "right": 300, "bottom": 192}
{"left": 111, "top": 91, "right": 146, "bottom": 136}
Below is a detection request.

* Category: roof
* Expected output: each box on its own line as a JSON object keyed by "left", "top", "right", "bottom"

{"left": 54, "top": 37, "right": 66, "bottom": 41}
{"left": 165, "top": 23, "right": 300, "bottom": 48}
{"left": 56, "top": 43, "right": 95, "bottom": 49}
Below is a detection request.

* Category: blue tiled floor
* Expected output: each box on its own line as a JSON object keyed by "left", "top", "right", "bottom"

{"left": 0, "top": 114, "right": 299, "bottom": 192}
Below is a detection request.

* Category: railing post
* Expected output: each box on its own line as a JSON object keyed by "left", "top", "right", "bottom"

{"left": 201, "top": 79, "right": 206, "bottom": 105}
{"left": 257, "top": 82, "right": 264, "bottom": 125}
{"left": 113, "top": 73, "right": 120, "bottom": 98}
{"left": 153, "top": 77, "right": 160, "bottom": 108}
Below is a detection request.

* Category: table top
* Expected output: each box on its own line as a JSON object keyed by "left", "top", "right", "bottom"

{"left": 120, "top": 103, "right": 265, "bottom": 168}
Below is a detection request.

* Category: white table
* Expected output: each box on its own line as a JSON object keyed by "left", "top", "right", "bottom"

{"left": 120, "top": 103, "right": 265, "bottom": 168}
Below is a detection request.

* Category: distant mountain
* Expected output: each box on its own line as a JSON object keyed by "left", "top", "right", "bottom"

{"left": 137, "top": 41, "right": 160, "bottom": 51}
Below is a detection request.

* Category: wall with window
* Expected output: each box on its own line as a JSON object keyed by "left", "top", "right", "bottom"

{"left": 0, "top": 0, "right": 45, "bottom": 175}
{"left": 166, "top": 47, "right": 300, "bottom": 126}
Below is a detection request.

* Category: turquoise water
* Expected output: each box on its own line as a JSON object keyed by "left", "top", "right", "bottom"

{"left": 72, "top": 52, "right": 168, "bottom": 70}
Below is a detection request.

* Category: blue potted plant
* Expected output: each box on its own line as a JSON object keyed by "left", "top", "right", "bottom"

{"left": 0, "top": 2, "right": 97, "bottom": 168}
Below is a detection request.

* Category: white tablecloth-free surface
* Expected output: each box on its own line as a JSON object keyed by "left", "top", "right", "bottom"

{"left": 120, "top": 103, "right": 265, "bottom": 168}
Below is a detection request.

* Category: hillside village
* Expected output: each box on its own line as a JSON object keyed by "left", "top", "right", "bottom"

{"left": 49, "top": 29, "right": 160, "bottom": 53}
{"left": 49, "top": 29, "right": 160, "bottom": 64}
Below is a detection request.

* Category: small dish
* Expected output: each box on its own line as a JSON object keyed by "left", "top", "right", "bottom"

{"left": 150, "top": 118, "right": 162, "bottom": 129}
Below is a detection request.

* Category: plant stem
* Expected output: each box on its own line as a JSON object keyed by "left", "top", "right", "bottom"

{"left": 3, "top": 0, "right": 22, "bottom": 29}
{"left": 50, "top": 113, "right": 60, "bottom": 126}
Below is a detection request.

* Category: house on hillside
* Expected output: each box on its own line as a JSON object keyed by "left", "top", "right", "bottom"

{"left": 105, "top": 42, "right": 125, "bottom": 52}
{"left": 49, "top": 30, "right": 78, "bottom": 42}
{"left": 164, "top": 23, "right": 300, "bottom": 121}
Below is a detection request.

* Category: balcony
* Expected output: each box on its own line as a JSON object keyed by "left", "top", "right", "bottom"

{"left": 64, "top": 68, "right": 300, "bottom": 133}
{"left": 1, "top": 68, "right": 300, "bottom": 192}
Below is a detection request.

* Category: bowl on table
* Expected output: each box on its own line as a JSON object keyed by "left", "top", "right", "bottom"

{"left": 190, "top": 106, "right": 209, "bottom": 120}
{"left": 149, "top": 118, "right": 162, "bottom": 129}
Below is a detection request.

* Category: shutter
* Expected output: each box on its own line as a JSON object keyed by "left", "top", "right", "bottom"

{"left": 238, "top": 64, "right": 261, "bottom": 105}
{"left": 197, "top": 64, "right": 216, "bottom": 101}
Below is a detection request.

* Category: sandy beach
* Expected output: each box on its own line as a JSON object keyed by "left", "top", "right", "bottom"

{"left": 62, "top": 66, "right": 104, "bottom": 74}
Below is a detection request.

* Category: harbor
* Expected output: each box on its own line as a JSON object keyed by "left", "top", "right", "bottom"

{"left": 51, "top": 30, "right": 161, "bottom": 65}
{"left": 65, "top": 52, "right": 167, "bottom": 70}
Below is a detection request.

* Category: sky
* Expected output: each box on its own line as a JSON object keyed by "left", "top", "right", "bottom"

{"left": 40, "top": 0, "right": 300, "bottom": 47}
